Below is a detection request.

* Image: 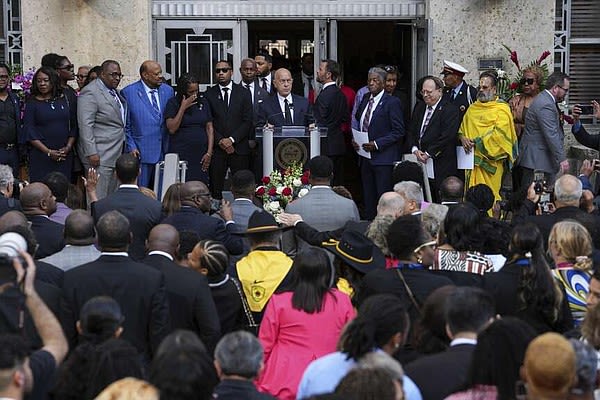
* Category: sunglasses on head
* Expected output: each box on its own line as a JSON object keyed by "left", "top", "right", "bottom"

{"left": 519, "top": 78, "right": 535, "bottom": 85}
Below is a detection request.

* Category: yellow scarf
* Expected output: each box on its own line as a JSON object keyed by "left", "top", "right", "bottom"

{"left": 236, "top": 250, "right": 293, "bottom": 312}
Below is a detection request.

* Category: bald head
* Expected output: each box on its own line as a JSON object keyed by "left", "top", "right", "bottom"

{"left": 554, "top": 174, "right": 582, "bottom": 206}
{"left": 273, "top": 68, "right": 293, "bottom": 97}
{"left": 0, "top": 210, "right": 27, "bottom": 230}
{"left": 439, "top": 176, "right": 464, "bottom": 203}
{"left": 20, "top": 182, "right": 56, "bottom": 216}
{"left": 377, "top": 192, "right": 405, "bottom": 218}
{"left": 180, "top": 181, "right": 211, "bottom": 211}
{"left": 147, "top": 224, "right": 180, "bottom": 256}
{"left": 65, "top": 210, "right": 95, "bottom": 245}
{"left": 140, "top": 60, "right": 163, "bottom": 89}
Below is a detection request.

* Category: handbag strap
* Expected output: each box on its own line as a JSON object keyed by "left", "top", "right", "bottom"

{"left": 230, "top": 276, "right": 258, "bottom": 329}
{"left": 395, "top": 268, "right": 422, "bottom": 315}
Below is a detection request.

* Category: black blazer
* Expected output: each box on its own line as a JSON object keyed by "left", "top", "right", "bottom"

{"left": 61, "top": 255, "right": 171, "bottom": 360}
{"left": 205, "top": 83, "right": 254, "bottom": 155}
{"left": 257, "top": 94, "right": 312, "bottom": 127}
{"left": 28, "top": 215, "right": 65, "bottom": 259}
{"left": 442, "top": 81, "right": 478, "bottom": 118}
{"left": 91, "top": 187, "right": 162, "bottom": 261}
{"left": 408, "top": 98, "right": 461, "bottom": 184}
{"left": 207, "top": 274, "right": 245, "bottom": 336}
{"left": 162, "top": 206, "right": 244, "bottom": 255}
{"left": 572, "top": 124, "right": 600, "bottom": 150}
{"left": 143, "top": 253, "right": 221, "bottom": 352}
{"left": 314, "top": 84, "right": 348, "bottom": 156}
{"left": 405, "top": 344, "right": 475, "bottom": 400}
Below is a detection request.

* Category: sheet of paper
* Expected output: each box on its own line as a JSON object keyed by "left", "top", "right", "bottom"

{"left": 486, "top": 254, "right": 507, "bottom": 272}
{"left": 426, "top": 157, "right": 434, "bottom": 179}
{"left": 456, "top": 146, "right": 474, "bottom": 170}
{"left": 352, "top": 128, "right": 371, "bottom": 159}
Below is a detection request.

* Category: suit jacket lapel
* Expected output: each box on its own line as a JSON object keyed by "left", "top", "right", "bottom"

{"left": 370, "top": 94, "right": 387, "bottom": 120}
{"left": 136, "top": 84, "right": 160, "bottom": 121}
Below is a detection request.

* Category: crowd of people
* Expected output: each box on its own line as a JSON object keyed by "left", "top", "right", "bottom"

{"left": 0, "top": 49, "right": 600, "bottom": 400}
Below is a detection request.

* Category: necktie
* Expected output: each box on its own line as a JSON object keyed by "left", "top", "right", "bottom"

{"left": 222, "top": 87, "right": 229, "bottom": 109}
{"left": 361, "top": 97, "right": 374, "bottom": 132}
{"left": 109, "top": 89, "right": 124, "bottom": 121}
{"left": 420, "top": 106, "right": 434, "bottom": 139}
{"left": 453, "top": 89, "right": 459, "bottom": 99}
{"left": 307, "top": 77, "right": 315, "bottom": 105}
{"left": 150, "top": 89, "right": 160, "bottom": 116}
{"left": 245, "top": 84, "right": 251, "bottom": 91}
{"left": 284, "top": 98, "right": 292, "bottom": 125}
{"left": 262, "top": 77, "right": 268, "bottom": 91}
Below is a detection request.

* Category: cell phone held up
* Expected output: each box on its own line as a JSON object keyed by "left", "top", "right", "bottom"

{"left": 579, "top": 104, "right": 594, "bottom": 115}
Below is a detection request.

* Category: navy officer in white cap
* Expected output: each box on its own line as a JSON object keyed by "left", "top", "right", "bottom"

{"left": 441, "top": 60, "right": 478, "bottom": 118}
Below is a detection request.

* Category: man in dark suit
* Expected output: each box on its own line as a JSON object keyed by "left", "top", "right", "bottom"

{"left": 405, "top": 287, "right": 495, "bottom": 400}
{"left": 257, "top": 68, "right": 311, "bottom": 127}
{"left": 512, "top": 174, "right": 600, "bottom": 250}
{"left": 254, "top": 52, "right": 275, "bottom": 95}
{"left": 61, "top": 210, "right": 170, "bottom": 362}
{"left": 143, "top": 224, "right": 221, "bottom": 352}
{"left": 292, "top": 53, "right": 315, "bottom": 104}
{"left": 162, "top": 180, "right": 243, "bottom": 255}
{"left": 20, "top": 182, "right": 65, "bottom": 259}
{"left": 229, "top": 169, "right": 261, "bottom": 232}
{"left": 0, "top": 63, "right": 23, "bottom": 174}
{"left": 354, "top": 67, "right": 405, "bottom": 220}
{"left": 441, "top": 60, "right": 478, "bottom": 120}
{"left": 91, "top": 153, "right": 162, "bottom": 261}
{"left": 314, "top": 59, "right": 348, "bottom": 186}
{"left": 408, "top": 76, "right": 461, "bottom": 202}
{"left": 205, "top": 60, "right": 254, "bottom": 199}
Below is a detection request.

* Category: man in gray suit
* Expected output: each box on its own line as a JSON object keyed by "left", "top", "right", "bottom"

{"left": 229, "top": 169, "right": 262, "bottom": 232}
{"left": 514, "top": 72, "right": 570, "bottom": 192}
{"left": 40, "top": 209, "right": 100, "bottom": 271}
{"left": 77, "top": 60, "right": 127, "bottom": 200}
{"left": 286, "top": 155, "right": 359, "bottom": 231}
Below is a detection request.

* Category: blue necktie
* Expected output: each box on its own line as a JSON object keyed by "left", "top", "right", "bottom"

{"left": 150, "top": 89, "right": 160, "bottom": 116}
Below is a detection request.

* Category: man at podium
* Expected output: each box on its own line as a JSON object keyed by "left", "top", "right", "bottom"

{"left": 257, "top": 68, "right": 312, "bottom": 128}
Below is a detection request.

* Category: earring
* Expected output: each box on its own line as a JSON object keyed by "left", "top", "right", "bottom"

{"left": 417, "top": 255, "right": 423, "bottom": 264}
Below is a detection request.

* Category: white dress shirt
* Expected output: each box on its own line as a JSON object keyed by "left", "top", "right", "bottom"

{"left": 277, "top": 94, "right": 294, "bottom": 123}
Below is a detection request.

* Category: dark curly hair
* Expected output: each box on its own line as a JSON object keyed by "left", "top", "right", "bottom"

{"left": 175, "top": 73, "right": 200, "bottom": 103}
{"left": 30, "top": 66, "right": 62, "bottom": 99}
{"left": 441, "top": 202, "right": 484, "bottom": 252}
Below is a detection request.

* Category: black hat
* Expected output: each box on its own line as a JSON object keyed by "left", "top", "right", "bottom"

{"left": 322, "top": 230, "right": 385, "bottom": 274}
{"left": 245, "top": 210, "right": 289, "bottom": 234}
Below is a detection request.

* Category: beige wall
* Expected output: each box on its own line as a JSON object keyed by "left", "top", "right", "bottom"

{"left": 21, "top": 0, "right": 152, "bottom": 86}
{"left": 428, "top": 0, "right": 555, "bottom": 85}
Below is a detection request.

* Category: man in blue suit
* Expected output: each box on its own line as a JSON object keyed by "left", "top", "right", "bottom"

{"left": 257, "top": 68, "right": 311, "bottom": 127}
{"left": 122, "top": 60, "right": 174, "bottom": 188}
{"left": 354, "top": 67, "right": 405, "bottom": 220}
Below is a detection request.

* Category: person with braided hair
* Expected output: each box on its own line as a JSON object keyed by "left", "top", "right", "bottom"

{"left": 483, "top": 223, "right": 573, "bottom": 333}
{"left": 297, "top": 294, "right": 422, "bottom": 400}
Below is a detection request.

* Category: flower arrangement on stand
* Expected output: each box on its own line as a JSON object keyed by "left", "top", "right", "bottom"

{"left": 498, "top": 45, "right": 551, "bottom": 101}
{"left": 255, "top": 161, "right": 311, "bottom": 217}
{"left": 10, "top": 65, "right": 35, "bottom": 101}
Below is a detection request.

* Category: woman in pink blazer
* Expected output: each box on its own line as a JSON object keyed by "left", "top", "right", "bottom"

{"left": 257, "top": 247, "right": 356, "bottom": 400}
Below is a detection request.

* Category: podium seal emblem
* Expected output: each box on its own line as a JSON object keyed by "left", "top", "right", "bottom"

{"left": 275, "top": 138, "right": 308, "bottom": 169}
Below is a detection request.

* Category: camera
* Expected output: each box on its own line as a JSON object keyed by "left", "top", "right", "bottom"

{"left": 0, "top": 232, "right": 27, "bottom": 284}
{"left": 533, "top": 171, "right": 548, "bottom": 195}
{"left": 580, "top": 104, "right": 594, "bottom": 115}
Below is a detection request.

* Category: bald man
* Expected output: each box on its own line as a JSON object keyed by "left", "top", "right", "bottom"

{"left": 122, "top": 60, "right": 174, "bottom": 188}
{"left": 143, "top": 224, "right": 221, "bottom": 351}
{"left": 20, "top": 182, "right": 65, "bottom": 259}
{"left": 257, "top": 68, "right": 311, "bottom": 127}
{"left": 162, "top": 181, "right": 244, "bottom": 255}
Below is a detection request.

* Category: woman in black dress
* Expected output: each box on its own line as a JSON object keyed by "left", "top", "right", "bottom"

{"left": 24, "top": 66, "right": 77, "bottom": 182}
{"left": 165, "top": 73, "right": 214, "bottom": 183}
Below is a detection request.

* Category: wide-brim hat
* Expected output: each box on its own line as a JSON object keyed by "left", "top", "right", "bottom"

{"left": 322, "top": 230, "right": 385, "bottom": 274}
{"left": 245, "top": 210, "right": 291, "bottom": 234}
{"left": 441, "top": 60, "right": 468, "bottom": 77}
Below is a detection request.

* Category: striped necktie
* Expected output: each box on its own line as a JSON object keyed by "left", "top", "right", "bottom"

{"left": 150, "top": 89, "right": 160, "bottom": 116}
{"left": 361, "top": 97, "right": 374, "bottom": 132}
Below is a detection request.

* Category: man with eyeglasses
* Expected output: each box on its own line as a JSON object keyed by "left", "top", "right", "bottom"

{"left": 205, "top": 60, "right": 253, "bottom": 199}
{"left": 514, "top": 72, "right": 571, "bottom": 192}
{"left": 0, "top": 63, "right": 22, "bottom": 175}
{"left": 76, "top": 65, "right": 91, "bottom": 92}
{"left": 77, "top": 59, "right": 127, "bottom": 201}
{"left": 440, "top": 60, "right": 478, "bottom": 120}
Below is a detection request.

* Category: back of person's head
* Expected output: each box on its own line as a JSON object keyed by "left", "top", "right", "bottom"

{"left": 94, "top": 378, "right": 159, "bottom": 400}
{"left": 78, "top": 296, "right": 124, "bottom": 345}
{"left": 366, "top": 214, "right": 395, "bottom": 257}
{"left": 64, "top": 209, "right": 95, "bottom": 245}
{"left": 392, "top": 161, "right": 424, "bottom": 188}
{"left": 150, "top": 330, "right": 218, "bottom": 400}
{"left": 464, "top": 317, "right": 536, "bottom": 400}
{"left": 214, "top": 331, "right": 264, "bottom": 380}
{"left": 335, "top": 368, "right": 398, "bottom": 400}
{"left": 0, "top": 164, "right": 13, "bottom": 191}
{"left": 581, "top": 301, "right": 600, "bottom": 349}
{"left": 465, "top": 184, "right": 494, "bottom": 215}
{"left": 288, "top": 247, "right": 332, "bottom": 314}
{"left": 442, "top": 202, "right": 482, "bottom": 251}
{"left": 568, "top": 339, "right": 597, "bottom": 397}
{"left": 421, "top": 203, "right": 448, "bottom": 240}
{"left": 342, "top": 294, "right": 409, "bottom": 360}
{"left": 554, "top": 174, "right": 583, "bottom": 206}
{"left": 549, "top": 220, "right": 593, "bottom": 272}
{"left": 230, "top": 170, "right": 256, "bottom": 198}
{"left": 445, "top": 286, "right": 495, "bottom": 336}
{"left": 376, "top": 192, "right": 405, "bottom": 217}
{"left": 115, "top": 153, "right": 140, "bottom": 184}
{"left": 189, "top": 240, "right": 229, "bottom": 278}
{"left": 523, "top": 333, "right": 576, "bottom": 399}
{"left": 386, "top": 215, "right": 428, "bottom": 260}
{"left": 0, "top": 334, "right": 28, "bottom": 391}
{"left": 439, "top": 176, "right": 464, "bottom": 202}
{"left": 42, "top": 172, "right": 69, "bottom": 202}
{"left": 355, "top": 352, "right": 404, "bottom": 382}
{"left": 308, "top": 156, "right": 333, "bottom": 181}
{"left": 413, "top": 285, "right": 456, "bottom": 354}
{"left": 41, "top": 52, "right": 61, "bottom": 68}
{"left": 96, "top": 211, "right": 130, "bottom": 250}
{"left": 162, "top": 182, "right": 182, "bottom": 216}
{"left": 393, "top": 181, "right": 424, "bottom": 209}
{"left": 176, "top": 230, "right": 199, "bottom": 263}
{"left": 0, "top": 222, "right": 38, "bottom": 257}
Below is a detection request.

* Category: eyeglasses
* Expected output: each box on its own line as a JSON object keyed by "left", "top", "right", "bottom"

{"left": 413, "top": 240, "right": 437, "bottom": 254}
{"left": 76, "top": 74, "right": 88, "bottom": 79}
{"left": 57, "top": 64, "right": 74, "bottom": 70}
{"left": 520, "top": 78, "right": 535, "bottom": 85}
{"left": 215, "top": 68, "right": 231, "bottom": 74}
{"left": 420, "top": 89, "right": 439, "bottom": 96}
{"left": 195, "top": 193, "right": 211, "bottom": 198}
{"left": 107, "top": 72, "right": 124, "bottom": 79}
{"left": 557, "top": 85, "right": 569, "bottom": 93}
{"left": 0, "top": 75, "right": 9, "bottom": 80}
